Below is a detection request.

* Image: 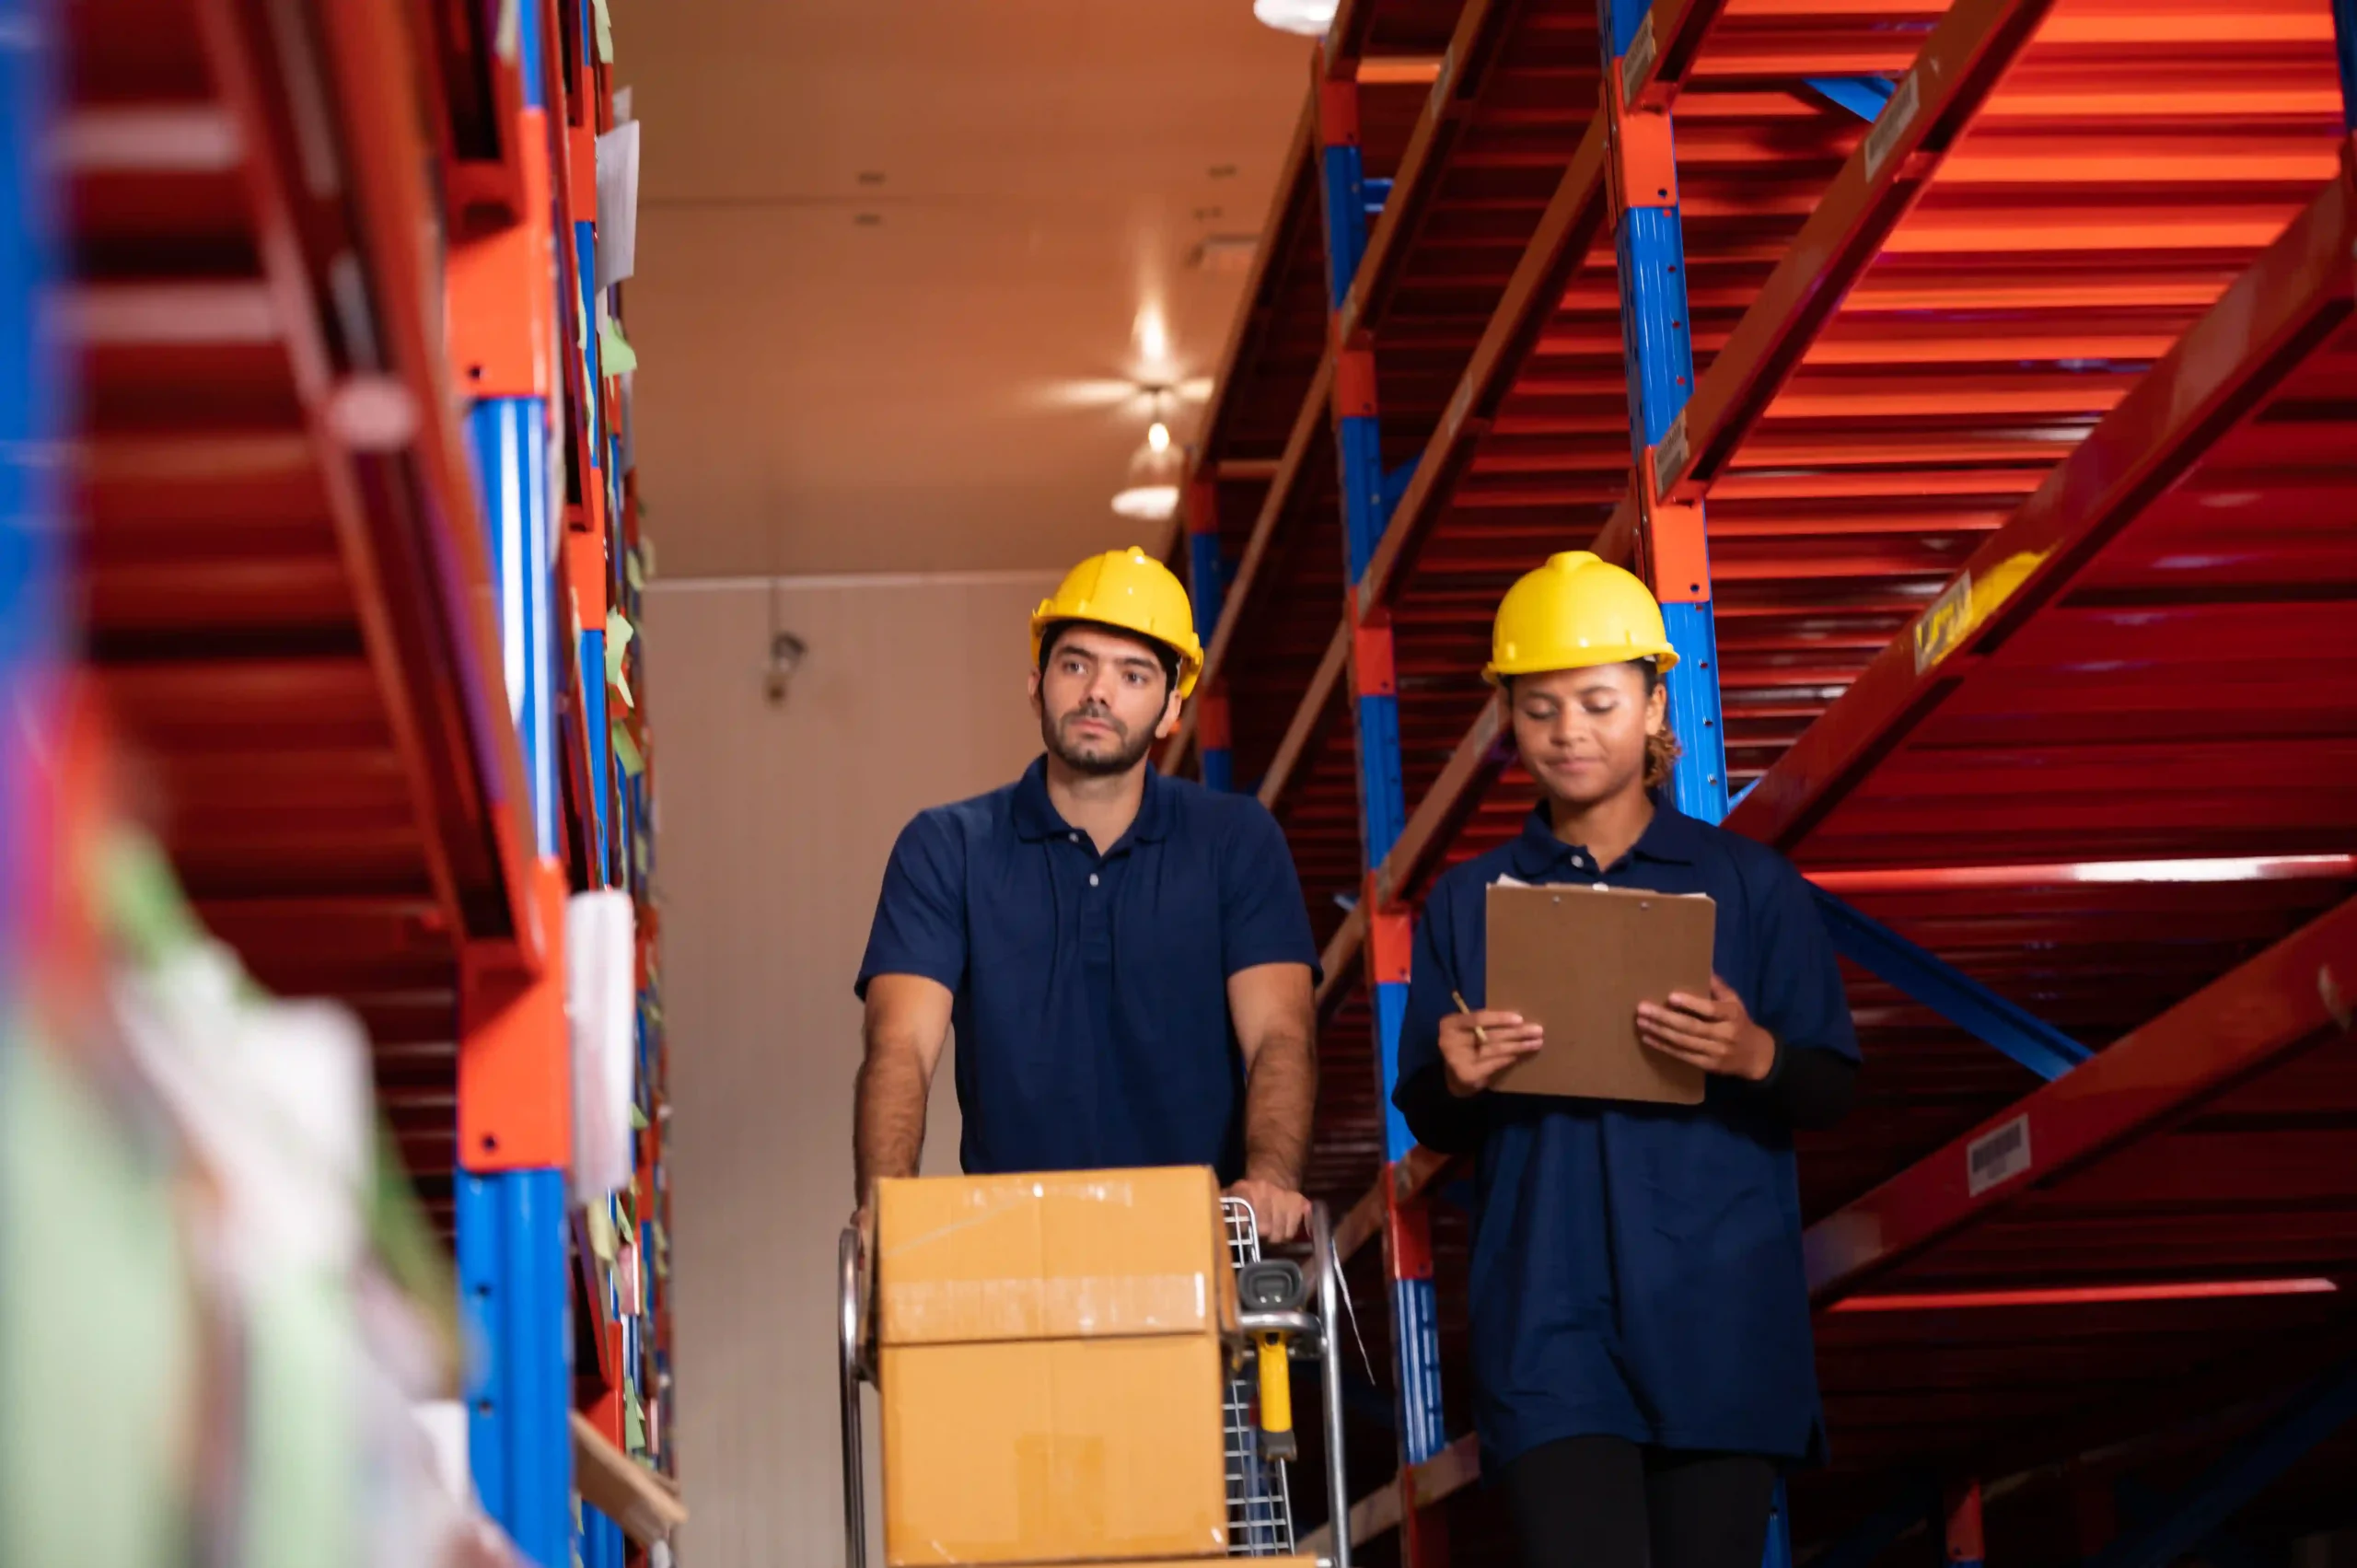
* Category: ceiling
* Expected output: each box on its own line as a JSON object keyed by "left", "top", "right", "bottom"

{"left": 612, "top": 0, "right": 1315, "bottom": 579}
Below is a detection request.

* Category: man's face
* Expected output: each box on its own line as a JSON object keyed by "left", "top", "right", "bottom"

{"left": 1029, "top": 624, "right": 1183, "bottom": 777}
{"left": 1507, "top": 661, "right": 1665, "bottom": 809}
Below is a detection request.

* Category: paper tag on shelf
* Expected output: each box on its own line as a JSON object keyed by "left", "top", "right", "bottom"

{"left": 1966, "top": 1114, "right": 2032, "bottom": 1197}
{"left": 1862, "top": 67, "right": 1921, "bottom": 184}
{"left": 1620, "top": 11, "right": 1657, "bottom": 106}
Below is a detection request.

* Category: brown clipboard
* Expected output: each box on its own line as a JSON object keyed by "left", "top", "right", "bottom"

{"left": 1483, "top": 881, "right": 1715, "bottom": 1105}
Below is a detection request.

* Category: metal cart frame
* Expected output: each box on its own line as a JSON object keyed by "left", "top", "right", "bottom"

{"left": 838, "top": 1199, "right": 1353, "bottom": 1568}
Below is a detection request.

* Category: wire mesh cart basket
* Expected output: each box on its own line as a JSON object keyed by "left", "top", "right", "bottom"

{"left": 838, "top": 1195, "right": 1353, "bottom": 1568}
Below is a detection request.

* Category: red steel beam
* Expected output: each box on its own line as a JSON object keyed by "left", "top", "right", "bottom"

{"left": 1730, "top": 156, "right": 2357, "bottom": 854}
{"left": 1314, "top": 900, "right": 1367, "bottom": 1020}
{"left": 1187, "top": 100, "right": 1316, "bottom": 478}
{"left": 1318, "top": 691, "right": 1514, "bottom": 1000}
{"left": 1805, "top": 892, "right": 2357, "bottom": 1303}
{"left": 1335, "top": 1145, "right": 1457, "bottom": 1266}
{"left": 1165, "top": 354, "right": 1335, "bottom": 773}
{"left": 1373, "top": 691, "right": 1513, "bottom": 910}
{"left": 1809, "top": 856, "right": 2357, "bottom": 895}
{"left": 1618, "top": 0, "right": 1740, "bottom": 110}
{"left": 1337, "top": 0, "right": 1527, "bottom": 342}
{"left": 320, "top": 0, "right": 545, "bottom": 962}
{"left": 1324, "top": 0, "right": 1384, "bottom": 79}
{"left": 1357, "top": 112, "right": 1614, "bottom": 614}
{"left": 201, "top": 0, "right": 545, "bottom": 964}
{"left": 1184, "top": 0, "right": 1590, "bottom": 777}
{"left": 1256, "top": 620, "right": 1353, "bottom": 821}
{"left": 1623, "top": 0, "right": 2062, "bottom": 538}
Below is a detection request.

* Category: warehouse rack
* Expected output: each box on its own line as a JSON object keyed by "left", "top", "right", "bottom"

{"left": 37, "top": 0, "right": 677, "bottom": 1563}
{"left": 1176, "top": 0, "right": 2357, "bottom": 1560}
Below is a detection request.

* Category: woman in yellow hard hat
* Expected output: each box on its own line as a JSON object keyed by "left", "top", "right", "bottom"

{"left": 852, "top": 547, "right": 1322, "bottom": 1242}
{"left": 1390, "top": 552, "right": 1859, "bottom": 1568}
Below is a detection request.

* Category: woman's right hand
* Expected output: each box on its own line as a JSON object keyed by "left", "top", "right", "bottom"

{"left": 1438, "top": 1010, "right": 1544, "bottom": 1098}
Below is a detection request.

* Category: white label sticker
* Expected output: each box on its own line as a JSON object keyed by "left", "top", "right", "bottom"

{"left": 1862, "top": 68, "right": 1921, "bottom": 185}
{"left": 1966, "top": 1114, "right": 2032, "bottom": 1197}
{"left": 1620, "top": 12, "right": 1658, "bottom": 107}
{"left": 1651, "top": 412, "right": 1689, "bottom": 503}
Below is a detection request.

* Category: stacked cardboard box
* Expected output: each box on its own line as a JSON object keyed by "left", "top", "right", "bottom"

{"left": 876, "top": 1167, "right": 1240, "bottom": 1565}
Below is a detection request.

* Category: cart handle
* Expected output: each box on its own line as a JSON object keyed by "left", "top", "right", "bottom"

{"left": 1311, "top": 1201, "right": 1353, "bottom": 1568}
{"left": 838, "top": 1225, "right": 867, "bottom": 1568}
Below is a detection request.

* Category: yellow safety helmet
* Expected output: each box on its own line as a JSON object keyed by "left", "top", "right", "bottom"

{"left": 1484, "top": 550, "right": 1679, "bottom": 683}
{"left": 1030, "top": 546, "right": 1204, "bottom": 699}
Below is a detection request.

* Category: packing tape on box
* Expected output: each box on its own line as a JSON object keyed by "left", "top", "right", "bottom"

{"left": 880, "top": 1272, "right": 1212, "bottom": 1342}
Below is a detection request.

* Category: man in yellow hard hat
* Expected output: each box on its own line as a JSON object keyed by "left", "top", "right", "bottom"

{"left": 1389, "top": 552, "right": 1858, "bottom": 1568}
{"left": 852, "top": 547, "right": 1321, "bottom": 1239}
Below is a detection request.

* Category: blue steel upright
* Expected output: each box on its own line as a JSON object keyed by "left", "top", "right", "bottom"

{"left": 575, "top": 217, "right": 612, "bottom": 873}
{"left": 456, "top": 3, "right": 576, "bottom": 1558}
{"left": 2335, "top": 0, "right": 2357, "bottom": 127}
{"left": 1312, "top": 65, "right": 1448, "bottom": 1489}
{"left": 1186, "top": 482, "right": 1234, "bottom": 793}
{"left": 1598, "top": 7, "right": 1791, "bottom": 1567}
{"left": 1603, "top": 0, "right": 1730, "bottom": 827}
{"left": 0, "top": 0, "right": 61, "bottom": 1012}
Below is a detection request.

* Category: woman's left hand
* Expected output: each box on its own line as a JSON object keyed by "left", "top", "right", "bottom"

{"left": 1637, "top": 976, "right": 1777, "bottom": 1081}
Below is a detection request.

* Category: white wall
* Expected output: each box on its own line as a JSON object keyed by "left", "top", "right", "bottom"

{"left": 644, "top": 572, "right": 1056, "bottom": 1567}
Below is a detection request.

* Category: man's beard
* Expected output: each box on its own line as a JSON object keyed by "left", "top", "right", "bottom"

{"left": 1043, "top": 703, "right": 1155, "bottom": 777}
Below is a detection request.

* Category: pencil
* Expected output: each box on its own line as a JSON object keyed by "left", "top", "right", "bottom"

{"left": 1450, "top": 989, "right": 1488, "bottom": 1047}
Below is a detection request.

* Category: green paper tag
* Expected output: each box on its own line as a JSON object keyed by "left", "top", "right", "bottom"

{"left": 586, "top": 1202, "right": 619, "bottom": 1264}
{"left": 599, "top": 319, "right": 639, "bottom": 377}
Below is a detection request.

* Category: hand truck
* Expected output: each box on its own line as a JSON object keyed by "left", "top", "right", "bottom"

{"left": 838, "top": 1196, "right": 1354, "bottom": 1568}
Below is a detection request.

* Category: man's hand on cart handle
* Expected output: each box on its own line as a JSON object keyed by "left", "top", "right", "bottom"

{"left": 1225, "top": 1176, "right": 1311, "bottom": 1243}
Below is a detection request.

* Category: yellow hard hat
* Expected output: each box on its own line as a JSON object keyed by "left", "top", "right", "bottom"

{"left": 1030, "top": 547, "right": 1204, "bottom": 699}
{"left": 1484, "top": 551, "right": 1679, "bottom": 683}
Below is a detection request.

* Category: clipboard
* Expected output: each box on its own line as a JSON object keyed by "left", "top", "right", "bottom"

{"left": 1484, "top": 881, "right": 1716, "bottom": 1105}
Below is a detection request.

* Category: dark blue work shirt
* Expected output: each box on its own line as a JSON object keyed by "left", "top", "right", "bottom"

{"left": 857, "top": 759, "right": 1320, "bottom": 1180}
{"left": 1393, "top": 801, "right": 1858, "bottom": 1469}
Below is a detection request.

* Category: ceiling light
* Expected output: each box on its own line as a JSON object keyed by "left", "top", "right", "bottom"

{"left": 1111, "top": 485, "right": 1179, "bottom": 522}
{"left": 1134, "top": 306, "right": 1171, "bottom": 371}
{"left": 1254, "top": 0, "right": 1338, "bottom": 35}
{"left": 1147, "top": 421, "right": 1171, "bottom": 454}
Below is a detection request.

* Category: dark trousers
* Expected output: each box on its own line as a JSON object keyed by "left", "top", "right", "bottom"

{"left": 1501, "top": 1435, "right": 1779, "bottom": 1568}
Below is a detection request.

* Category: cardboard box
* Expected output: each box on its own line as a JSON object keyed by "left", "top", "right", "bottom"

{"left": 876, "top": 1167, "right": 1234, "bottom": 1345}
{"left": 995, "top": 1561, "right": 1318, "bottom": 1567}
{"left": 881, "top": 1333, "right": 1230, "bottom": 1565}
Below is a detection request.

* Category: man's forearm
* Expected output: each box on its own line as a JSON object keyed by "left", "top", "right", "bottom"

{"left": 853, "top": 1041, "right": 930, "bottom": 1204}
{"left": 1240, "top": 1029, "right": 1317, "bottom": 1189}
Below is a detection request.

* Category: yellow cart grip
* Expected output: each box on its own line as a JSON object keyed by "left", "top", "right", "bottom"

{"left": 1256, "top": 1330, "right": 1297, "bottom": 1460}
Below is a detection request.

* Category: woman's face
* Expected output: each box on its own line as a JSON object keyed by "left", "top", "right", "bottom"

{"left": 1507, "top": 661, "right": 1666, "bottom": 810}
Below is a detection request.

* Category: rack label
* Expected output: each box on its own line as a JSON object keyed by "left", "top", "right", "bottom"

{"left": 1912, "top": 570, "right": 1973, "bottom": 672}
{"left": 1650, "top": 413, "right": 1689, "bottom": 505}
{"left": 1966, "top": 1114, "right": 2032, "bottom": 1197}
{"left": 1862, "top": 68, "right": 1922, "bottom": 184}
{"left": 1620, "top": 13, "right": 1659, "bottom": 107}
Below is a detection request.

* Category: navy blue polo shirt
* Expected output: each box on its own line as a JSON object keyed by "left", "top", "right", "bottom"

{"left": 856, "top": 758, "right": 1320, "bottom": 1180}
{"left": 1393, "top": 800, "right": 1857, "bottom": 1469}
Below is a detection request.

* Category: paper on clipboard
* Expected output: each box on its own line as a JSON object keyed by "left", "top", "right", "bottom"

{"left": 1484, "top": 881, "right": 1714, "bottom": 1105}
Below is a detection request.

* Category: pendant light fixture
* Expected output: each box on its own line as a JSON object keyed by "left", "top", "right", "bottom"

{"left": 1252, "top": 0, "right": 1338, "bottom": 36}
